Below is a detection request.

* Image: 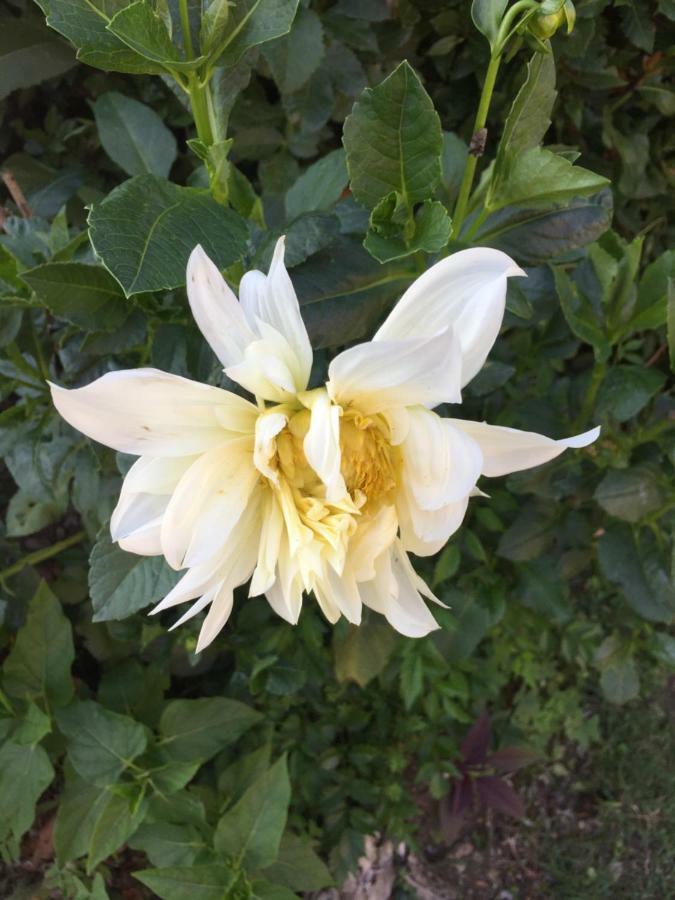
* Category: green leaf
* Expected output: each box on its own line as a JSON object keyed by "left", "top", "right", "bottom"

{"left": 214, "top": 755, "right": 291, "bottom": 870}
{"left": 6, "top": 488, "right": 67, "bottom": 538}
{"left": 159, "top": 697, "right": 261, "bottom": 762}
{"left": 54, "top": 770, "right": 109, "bottom": 864}
{"left": 3, "top": 581, "right": 74, "bottom": 709}
{"left": 200, "top": 0, "right": 232, "bottom": 56}
{"left": 600, "top": 659, "right": 640, "bottom": 705}
{"left": 440, "top": 589, "right": 502, "bottom": 661}
{"left": 364, "top": 196, "right": 452, "bottom": 262}
{"left": 250, "top": 881, "right": 300, "bottom": 900}
{"left": 22, "top": 262, "right": 129, "bottom": 331}
{"left": 0, "top": 20, "right": 75, "bottom": 100}
{"left": 495, "top": 51, "right": 557, "bottom": 174}
{"left": 129, "top": 822, "right": 208, "bottom": 867}
{"left": 554, "top": 266, "right": 611, "bottom": 362}
{"left": 497, "top": 501, "right": 556, "bottom": 561}
{"left": 106, "top": 1, "right": 203, "bottom": 71}
{"left": 88, "top": 175, "right": 248, "bottom": 296}
{"left": 594, "top": 466, "right": 663, "bottom": 523}
{"left": 135, "top": 865, "right": 242, "bottom": 900}
{"left": 39, "top": 0, "right": 166, "bottom": 74}
{"left": 262, "top": 7, "right": 324, "bottom": 93}
{"left": 265, "top": 832, "right": 333, "bottom": 891}
{"left": 471, "top": 0, "right": 508, "bottom": 47}
{"left": 87, "top": 786, "right": 148, "bottom": 872}
{"left": 438, "top": 132, "right": 468, "bottom": 208}
{"left": 13, "top": 702, "right": 52, "bottom": 745}
{"left": 668, "top": 277, "right": 675, "bottom": 373}
{"left": 88, "top": 530, "right": 180, "bottom": 622}
{"left": 631, "top": 249, "right": 675, "bottom": 330}
{"left": 477, "top": 190, "right": 613, "bottom": 264}
{"left": 343, "top": 60, "right": 442, "bottom": 210}
{"left": 215, "top": 0, "right": 300, "bottom": 66}
{"left": 334, "top": 621, "right": 398, "bottom": 687}
{"left": 597, "top": 524, "right": 675, "bottom": 623}
{"left": 218, "top": 744, "right": 272, "bottom": 805}
{"left": 0, "top": 740, "right": 54, "bottom": 844}
{"left": 56, "top": 700, "right": 148, "bottom": 786}
{"left": 94, "top": 92, "right": 177, "bottom": 177}
{"left": 596, "top": 365, "right": 666, "bottom": 423}
{"left": 488, "top": 147, "right": 609, "bottom": 212}
{"left": 285, "top": 149, "right": 347, "bottom": 221}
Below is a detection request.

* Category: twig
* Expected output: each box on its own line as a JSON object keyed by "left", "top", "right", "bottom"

{"left": 1, "top": 169, "right": 32, "bottom": 218}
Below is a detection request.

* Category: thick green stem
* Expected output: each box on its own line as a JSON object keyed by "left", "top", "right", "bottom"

{"left": 188, "top": 75, "right": 215, "bottom": 146}
{"left": 0, "top": 530, "right": 87, "bottom": 582}
{"left": 451, "top": 54, "right": 501, "bottom": 239}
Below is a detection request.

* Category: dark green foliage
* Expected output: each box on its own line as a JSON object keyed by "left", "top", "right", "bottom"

{"left": 0, "top": 0, "right": 673, "bottom": 895}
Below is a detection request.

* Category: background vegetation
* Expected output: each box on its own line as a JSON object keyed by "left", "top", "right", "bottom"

{"left": 0, "top": 0, "right": 673, "bottom": 896}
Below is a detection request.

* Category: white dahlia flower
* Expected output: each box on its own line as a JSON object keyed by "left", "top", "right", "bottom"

{"left": 50, "top": 239, "right": 599, "bottom": 650}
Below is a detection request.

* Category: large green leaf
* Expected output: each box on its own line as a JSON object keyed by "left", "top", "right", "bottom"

{"left": 159, "top": 697, "right": 261, "bottom": 762}
{"left": 129, "top": 822, "right": 208, "bottom": 867}
{"left": 343, "top": 60, "right": 442, "bottom": 210}
{"left": 56, "top": 700, "right": 148, "bottom": 786}
{"left": 54, "top": 769, "right": 109, "bottom": 864}
{"left": 263, "top": 7, "right": 324, "bottom": 93}
{"left": 263, "top": 833, "right": 334, "bottom": 890}
{"left": 494, "top": 51, "right": 557, "bottom": 174}
{"left": 334, "top": 621, "right": 397, "bottom": 687}
{"left": 0, "top": 740, "right": 54, "bottom": 844}
{"left": 597, "top": 524, "right": 675, "bottom": 623}
{"left": 88, "top": 175, "right": 248, "bottom": 295}
{"left": 94, "top": 91, "right": 177, "bottom": 177}
{"left": 594, "top": 466, "right": 664, "bottom": 523}
{"left": 596, "top": 365, "right": 666, "bottom": 423}
{"left": 135, "top": 865, "right": 242, "bottom": 900}
{"left": 3, "top": 581, "right": 74, "bottom": 709}
{"left": 38, "top": 0, "right": 165, "bottom": 73}
{"left": 89, "top": 531, "right": 180, "bottom": 622}
{"left": 87, "top": 786, "right": 148, "bottom": 872}
{"left": 0, "top": 20, "right": 75, "bottom": 100}
{"left": 215, "top": 0, "right": 300, "bottom": 66}
{"left": 471, "top": 0, "right": 508, "bottom": 47}
{"left": 214, "top": 755, "right": 291, "bottom": 870}
{"left": 488, "top": 147, "right": 609, "bottom": 212}
{"left": 106, "top": 1, "right": 204, "bottom": 71}
{"left": 22, "top": 262, "right": 129, "bottom": 331}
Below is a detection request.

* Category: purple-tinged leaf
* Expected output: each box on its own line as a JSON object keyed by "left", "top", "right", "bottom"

{"left": 460, "top": 711, "right": 491, "bottom": 765}
{"left": 450, "top": 776, "right": 473, "bottom": 816}
{"left": 475, "top": 776, "right": 525, "bottom": 818}
{"left": 486, "top": 746, "right": 540, "bottom": 774}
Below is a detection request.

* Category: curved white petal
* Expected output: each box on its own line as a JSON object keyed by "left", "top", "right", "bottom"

{"left": 237, "top": 236, "right": 312, "bottom": 392}
{"left": 195, "top": 583, "right": 235, "bottom": 652}
{"left": 303, "top": 390, "right": 347, "bottom": 502}
{"left": 186, "top": 245, "right": 256, "bottom": 368}
{"left": 264, "top": 534, "right": 303, "bottom": 624}
{"left": 121, "top": 456, "right": 199, "bottom": 495}
{"left": 226, "top": 326, "right": 305, "bottom": 403}
{"left": 375, "top": 248, "right": 525, "bottom": 388}
{"left": 360, "top": 548, "right": 439, "bottom": 638}
{"left": 49, "top": 369, "right": 257, "bottom": 457}
{"left": 118, "top": 526, "right": 162, "bottom": 556}
{"left": 327, "top": 328, "right": 462, "bottom": 415}
{"left": 160, "top": 437, "right": 258, "bottom": 570}
{"left": 253, "top": 411, "right": 287, "bottom": 483}
{"left": 316, "top": 565, "right": 362, "bottom": 625}
{"left": 401, "top": 408, "right": 483, "bottom": 510}
{"left": 349, "top": 505, "right": 398, "bottom": 582}
{"left": 398, "top": 487, "right": 469, "bottom": 556}
{"left": 111, "top": 492, "right": 168, "bottom": 542}
{"left": 250, "top": 489, "right": 284, "bottom": 596}
{"left": 450, "top": 420, "right": 601, "bottom": 477}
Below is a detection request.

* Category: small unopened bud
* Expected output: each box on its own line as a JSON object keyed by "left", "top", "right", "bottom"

{"left": 529, "top": 0, "right": 576, "bottom": 39}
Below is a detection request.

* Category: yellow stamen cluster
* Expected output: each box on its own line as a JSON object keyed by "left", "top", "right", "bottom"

{"left": 339, "top": 410, "right": 399, "bottom": 512}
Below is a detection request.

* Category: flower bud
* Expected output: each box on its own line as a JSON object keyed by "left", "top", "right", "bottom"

{"left": 529, "top": 0, "right": 576, "bottom": 40}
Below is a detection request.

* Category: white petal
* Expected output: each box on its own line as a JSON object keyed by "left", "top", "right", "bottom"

{"left": 327, "top": 328, "right": 462, "bottom": 415}
{"left": 349, "top": 505, "right": 398, "bottom": 582}
{"left": 160, "top": 437, "right": 258, "bottom": 570}
{"left": 226, "top": 326, "right": 304, "bottom": 402}
{"left": 402, "top": 408, "right": 483, "bottom": 510}
{"left": 121, "top": 456, "right": 198, "bottom": 495}
{"left": 302, "top": 390, "right": 347, "bottom": 502}
{"left": 111, "top": 492, "right": 167, "bottom": 542}
{"left": 250, "top": 489, "right": 284, "bottom": 596}
{"left": 49, "top": 369, "right": 257, "bottom": 457}
{"left": 186, "top": 245, "right": 256, "bottom": 368}
{"left": 360, "top": 548, "right": 439, "bottom": 638}
{"left": 398, "top": 487, "right": 469, "bottom": 556}
{"left": 195, "top": 583, "right": 235, "bottom": 652}
{"left": 237, "top": 236, "right": 312, "bottom": 391}
{"left": 253, "top": 412, "right": 287, "bottom": 483}
{"left": 317, "top": 565, "right": 362, "bottom": 625}
{"left": 375, "top": 248, "right": 525, "bottom": 388}
{"left": 264, "top": 536, "right": 303, "bottom": 624}
{"left": 450, "top": 420, "right": 601, "bottom": 477}
{"left": 118, "top": 525, "right": 162, "bottom": 556}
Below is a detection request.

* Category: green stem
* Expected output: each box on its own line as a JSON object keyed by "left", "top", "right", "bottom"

{"left": 179, "top": 0, "right": 194, "bottom": 59}
{"left": 188, "top": 74, "right": 215, "bottom": 146}
{"left": 575, "top": 362, "right": 606, "bottom": 429}
{"left": 451, "top": 53, "right": 501, "bottom": 239}
{"left": 0, "top": 530, "right": 87, "bottom": 582}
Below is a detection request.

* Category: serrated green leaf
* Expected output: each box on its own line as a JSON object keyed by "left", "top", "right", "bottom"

{"left": 263, "top": 7, "right": 324, "bottom": 93}
{"left": 88, "top": 175, "right": 248, "bottom": 295}
{"left": 94, "top": 91, "right": 177, "bottom": 177}
{"left": 285, "top": 148, "right": 347, "bottom": 221}
{"left": 214, "top": 755, "right": 290, "bottom": 870}
{"left": 215, "top": 0, "right": 300, "bottom": 66}
{"left": 0, "top": 740, "right": 54, "bottom": 844}
{"left": 129, "top": 822, "right": 208, "bottom": 867}
{"left": 54, "top": 769, "right": 109, "bottom": 864}
{"left": 262, "top": 833, "right": 333, "bottom": 891}
{"left": 343, "top": 60, "right": 442, "bottom": 210}
{"left": 56, "top": 700, "right": 147, "bottom": 786}
{"left": 135, "top": 865, "right": 242, "bottom": 900}
{"left": 106, "top": 1, "right": 204, "bottom": 71}
{"left": 364, "top": 197, "right": 452, "bottom": 262}
{"left": 3, "top": 581, "right": 74, "bottom": 709}
{"left": 88, "top": 531, "right": 180, "bottom": 622}
{"left": 87, "top": 786, "right": 148, "bottom": 872}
